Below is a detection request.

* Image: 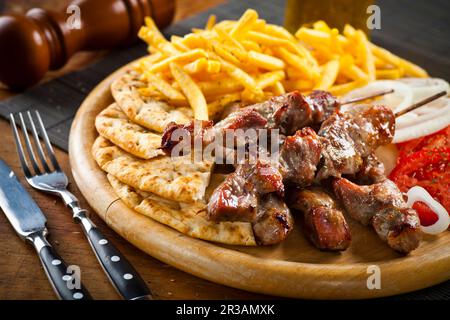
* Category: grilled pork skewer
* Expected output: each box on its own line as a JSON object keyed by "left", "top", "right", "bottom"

{"left": 161, "top": 89, "right": 392, "bottom": 154}
{"left": 287, "top": 187, "right": 351, "bottom": 251}
{"left": 333, "top": 178, "right": 421, "bottom": 253}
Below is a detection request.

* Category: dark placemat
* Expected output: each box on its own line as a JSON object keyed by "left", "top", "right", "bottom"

{"left": 0, "top": 0, "right": 448, "bottom": 299}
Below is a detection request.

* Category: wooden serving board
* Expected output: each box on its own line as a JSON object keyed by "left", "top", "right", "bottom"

{"left": 69, "top": 62, "right": 450, "bottom": 299}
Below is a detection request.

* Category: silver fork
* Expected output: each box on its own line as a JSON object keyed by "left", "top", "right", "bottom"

{"left": 10, "top": 110, "right": 152, "bottom": 300}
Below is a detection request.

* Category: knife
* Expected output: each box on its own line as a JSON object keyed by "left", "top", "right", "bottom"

{"left": 0, "top": 160, "right": 92, "bottom": 300}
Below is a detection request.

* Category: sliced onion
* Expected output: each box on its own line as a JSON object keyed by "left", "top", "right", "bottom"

{"left": 406, "top": 186, "right": 450, "bottom": 235}
{"left": 396, "top": 97, "right": 449, "bottom": 128}
{"left": 399, "top": 78, "right": 449, "bottom": 102}
{"left": 393, "top": 99, "right": 450, "bottom": 143}
{"left": 341, "top": 80, "right": 413, "bottom": 114}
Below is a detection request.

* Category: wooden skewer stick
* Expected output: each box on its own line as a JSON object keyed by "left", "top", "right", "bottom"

{"left": 340, "top": 89, "right": 395, "bottom": 105}
{"left": 395, "top": 90, "right": 447, "bottom": 117}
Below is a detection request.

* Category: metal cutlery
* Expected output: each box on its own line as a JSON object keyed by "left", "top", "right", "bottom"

{"left": 10, "top": 110, "right": 152, "bottom": 300}
{"left": 0, "top": 159, "right": 92, "bottom": 300}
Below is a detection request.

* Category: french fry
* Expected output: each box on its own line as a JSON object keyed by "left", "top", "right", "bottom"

{"left": 214, "top": 26, "right": 246, "bottom": 51}
{"left": 314, "top": 60, "right": 340, "bottom": 90}
{"left": 144, "top": 71, "right": 185, "bottom": 100}
{"left": 148, "top": 49, "right": 207, "bottom": 73}
{"left": 256, "top": 71, "right": 285, "bottom": 89}
{"left": 169, "top": 62, "right": 209, "bottom": 120}
{"left": 270, "top": 81, "right": 286, "bottom": 95}
{"left": 329, "top": 79, "right": 368, "bottom": 96}
{"left": 230, "top": 9, "right": 259, "bottom": 38}
{"left": 248, "top": 51, "right": 285, "bottom": 70}
{"left": 205, "top": 15, "right": 216, "bottom": 30}
{"left": 370, "top": 43, "right": 428, "bottom": 77}
{"left": 276, "top": 48, "right": 319, "bottom": 80}
{"left": 198, "top": 79, "right": 243, "bottom": 96}
{"left": 376, "top": 68, "right": 402, "bottom": 79}
{"left": 355, "top": 30, "right": 376, "bottom": 81}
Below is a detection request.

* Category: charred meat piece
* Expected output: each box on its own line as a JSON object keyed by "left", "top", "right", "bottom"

{"left": 288, "top": 187, "right": 351, "bottom": 251}
{"left": 279, "top": 128, "right": 322, "bottom": 187}
{"left": 333, "top": 178, "right": 421, "bottom": 253}
{"left": 207, "top": 161, "right": 282, "bottom": 222}
{"left": 351, "top": 153, "right": 386, "bottom": 185}
{"left": 253, "top": 193, "right": 294, "bottom": 245}
{"left": 265, "top": 90, "right": 338, "bottom": 135}
{"left": 316, "top": 105, "right": 395, "bottom": 180}
{"left": 207, "top": 161, "right": 292, "bottom": 245}
{"left": 161, "top": 120, "right": 213, "bottom": 154}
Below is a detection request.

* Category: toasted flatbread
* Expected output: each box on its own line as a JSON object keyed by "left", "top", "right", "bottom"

{"left": 107, "top": 174, "right": 256, "bottom": 246}
{"left": 92, "top": 136, "right": 212, "bottom": 203}
{"left": 111, "top": 70, "right": 193, "bottom": 132}
{"left": 95, "top": 103, "right": 164, "bottom": 159}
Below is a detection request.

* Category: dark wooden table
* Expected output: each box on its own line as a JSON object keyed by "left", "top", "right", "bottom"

{"left": 0, "top": 0, "right": 271, "bottom": 300}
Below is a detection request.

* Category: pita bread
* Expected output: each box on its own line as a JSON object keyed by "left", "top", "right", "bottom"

{"left": 107, "top": 174, "right": 256, "bottom": 246}
{"left": 111, "top": 70, "right": 193, "bottom": 132}
{"left": 92, "top": 136, "right": 212, "bottom": 203}
{"left": 95, "top": 103, "right": 164, "bottom": 159}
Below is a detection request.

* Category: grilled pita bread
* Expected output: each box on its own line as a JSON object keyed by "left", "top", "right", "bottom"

{"left": 107, "top": 174, "right": 256, "bottom": 246}
{"left": 111, "top": 70, "right": 193, "bottom": 132}
{"left": 95, "top": 103, "right": 164, "bottom": 159}
{"left": 92, "top": 136, "right": 212, "bottom": 203}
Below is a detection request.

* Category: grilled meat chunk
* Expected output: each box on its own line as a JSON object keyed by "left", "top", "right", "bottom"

{"left": 288, "top": 187, "right": 351, "bottom": 251}
{"left": 253, "top": 193, "right": 294, "bottom": 245}
{"left": 333, "top": 178, "right": 421, "bottom": 253}
{"left": 279, "top": 128, "right": 322, "bottom": 187}
{"left": 207, "top": 161, "right": 292, "bottom": 245}
{"left": 352, "top": 153, "right": 386, "bottom": 184}
{"left": 316, "top": 105, "right": 395, "bottom": 180}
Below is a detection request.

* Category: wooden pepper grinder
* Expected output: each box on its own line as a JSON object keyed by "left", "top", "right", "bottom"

{"left": 0, "top": 0, "right": 175, "bottom": 89}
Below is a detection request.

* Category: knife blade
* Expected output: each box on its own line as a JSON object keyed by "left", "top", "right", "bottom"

{"left": 0, "top": 159, "right": 92, "bottom": 300}
{"left": 0, "top": 160, "right": 46, "bottom": 238}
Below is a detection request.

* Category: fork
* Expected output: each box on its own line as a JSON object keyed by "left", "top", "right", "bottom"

{"left": 10, "top": 110, "right": 152, "bottom": 300}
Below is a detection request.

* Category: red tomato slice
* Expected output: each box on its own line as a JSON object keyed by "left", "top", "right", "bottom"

{"left": 389, "top": 147, "right": 450, "bottom": 224}
{"left": 397, "top": 125, "right": 450, "bottom": 160}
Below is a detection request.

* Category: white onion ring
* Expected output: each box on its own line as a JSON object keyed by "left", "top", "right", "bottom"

{"left": 399, "top": 78, "right": 449, "bottom": 102}
{"left": 406, "top": 186, "right": 450, "bottom": 235}
{"left": 341, "top": 80, "right": 413, "bottom": 114}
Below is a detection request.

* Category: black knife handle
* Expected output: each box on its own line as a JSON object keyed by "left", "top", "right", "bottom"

{"left": 75, "top": 210, "right": 152, "bottom": 300}
{"left": 29, "top": 232, "right": 92, "bottom": 300}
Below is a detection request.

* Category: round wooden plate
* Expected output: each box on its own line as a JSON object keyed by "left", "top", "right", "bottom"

{"left": 69, "top": 62, "right": 450, "bottom": 299}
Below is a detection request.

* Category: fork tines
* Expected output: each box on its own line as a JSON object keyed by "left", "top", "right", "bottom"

{"left": 10, "top": 110, "right": 61, "bottom": 178}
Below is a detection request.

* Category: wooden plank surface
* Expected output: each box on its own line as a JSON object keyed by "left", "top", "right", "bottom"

{"left": 0, "top": 0, "right": 272, "bottom": 300}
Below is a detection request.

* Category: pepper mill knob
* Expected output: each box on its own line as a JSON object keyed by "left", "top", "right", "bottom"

{"left": 0, "top": 0, "right": 175, "bottom": 89}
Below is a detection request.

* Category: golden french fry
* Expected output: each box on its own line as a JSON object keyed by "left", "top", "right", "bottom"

{"left": 205, "top": 15, "right": 216, "bottom": 30}
{"left": 270, "top": 81, "right": 286, "bottom": 95}
{"left": 230, "top": 9, "right": 258, "bottom": 37}
{"left": 169, "top": 62, "right": 209, "bottom": 120}
{"left": 328, "top": 79, "right": 367, "bottom": 96}
{"left": 248, "top": 51, "right": 285, "bottom": 70}
{"left": 282, "top": 79, "right": 314, "bottom": 92}
{"left": 355, "top": 30, "right": 376, "bottom": 81}
{"left": 256, "top": 71, "right": 285, "bottom": 89}
{"left": 144, "top": 71, "right": 185, "bottom": 100}
{"left": 276, "top": 48, "right": 320, "bottom": 80}
{"left": 314, "top": 60, "right": 340, "bottom": 90}
{"left": 198, "top": 79, "right": 243, "bottom": 96}
{"left": 370, "top": 43, "right": 428, "bottom": 77}
{"left": 376, "top": 68, "right": 402, "bottom": 79}
{"left": 214, "top": 26, "right": 246, "bottom": 51}
{"left": 148, "top": 49, "right": 207, "bottom": 73}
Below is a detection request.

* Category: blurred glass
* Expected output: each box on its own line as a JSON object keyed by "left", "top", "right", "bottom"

{"left": 284, "top": 0, "right": 374, "bottom": 34}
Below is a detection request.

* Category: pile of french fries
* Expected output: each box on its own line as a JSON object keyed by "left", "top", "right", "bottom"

{"left": 136, "top": 9, "right": 428, "bottom": 120}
